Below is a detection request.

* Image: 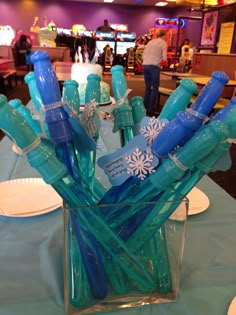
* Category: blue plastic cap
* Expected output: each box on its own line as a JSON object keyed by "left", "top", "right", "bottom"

{"left": 30, "top": 50, "right": 51, "bottom": 63}
{"left": 211, "top": 71, "right": 229, "bottom": 85}
{"left": 30, "top": 50, "right": 61, "bottom": 105}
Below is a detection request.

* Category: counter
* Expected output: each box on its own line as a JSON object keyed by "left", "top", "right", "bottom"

{"left": 192, "top": 52, "right": 236, "bottom": 98}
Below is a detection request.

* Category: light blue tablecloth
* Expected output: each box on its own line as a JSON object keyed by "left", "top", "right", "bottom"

{"left": 0, "top": 132, "right": 236, "bottom": 315}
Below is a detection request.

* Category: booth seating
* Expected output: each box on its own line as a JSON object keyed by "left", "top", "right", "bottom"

{"left": 0, "top": 45, "right": 17, "bottom": 89}
{"left": 0, "top": 45, "right": 71, "bottom": 87}
{"left": 31, "top": 46, "right": 71, "bottom": 62}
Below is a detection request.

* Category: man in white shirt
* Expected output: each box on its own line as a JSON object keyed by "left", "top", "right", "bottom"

{"left": 142, "top": 29, "right": 167, "bottom": 116}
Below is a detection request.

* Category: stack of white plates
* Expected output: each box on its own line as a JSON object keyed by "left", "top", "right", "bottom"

{"left": 0, "top": 178, "right": 62, "bottom": 217}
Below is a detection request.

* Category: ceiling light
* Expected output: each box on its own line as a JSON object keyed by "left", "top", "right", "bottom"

{"left": 155, "top": 1, "right": 168, "bottom": 5}
{"left": 104, "top": 0, "right": 114, "bottom": 2}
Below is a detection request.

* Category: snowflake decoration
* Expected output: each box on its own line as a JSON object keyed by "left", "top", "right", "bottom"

{"left": 141, "top": 117, "right": 167, "bottom": 145}
{"left": 125, "top": 148, "right": 156, "bottom": 180}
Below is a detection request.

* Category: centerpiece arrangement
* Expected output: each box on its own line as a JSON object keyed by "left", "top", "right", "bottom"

{"left": 0, "top": 50, "right": 235, "bottom": 315}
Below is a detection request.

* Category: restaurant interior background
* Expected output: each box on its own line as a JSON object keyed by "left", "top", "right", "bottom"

{"left": 0, "top": 0, "right": 234, "bottom": 50}
{"left": 1, "top": 1, "right": 236, "bottom": 315}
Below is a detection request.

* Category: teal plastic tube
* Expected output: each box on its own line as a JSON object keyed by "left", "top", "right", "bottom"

{"left": 111, "top": 65, "right": 134, "bottom": 146}
{"left": 62, "top": 79, "right": 106, "bottom": 200}
{"left": 62, "top": 79, "right": 81, "bottom": 114}
{"left": 9, "top": 98, "right": 42, "bottom": 136}
{"left": 84, "top": 74, "right": 101, "bottom": 190}
{"left": 106, "top": 119, "right": 228, "bottom": 231}
{"left": 129, "top": 96, "right": 146, "bottom": 136}
{"left": 0, "top": 96, "right": 156, "bottom": 300}
{"left": 109, "top": 76, "right": 173, "bottom": 294}
{"left": 0, "top": 94, "right": 96, "bottom": 207}
{"left": 30, "top": 50, "right": 82, "bottom": 183}
{"left": 152, "top": 71, "right": 229, "bottom": 158}
{"left": 123, "top": 105, "right": 236, "bottom": 252}
{"left": 24, "top": 71, "right": 50, "bottom": 138}
{"left": 24, "top": 71, "right": 44, "bottom": 113}
{"left": 159, "top": 78, "right": 198, "bottom": 121}
{"left": 0, "top": 94, "right": 112, "bottom": 301}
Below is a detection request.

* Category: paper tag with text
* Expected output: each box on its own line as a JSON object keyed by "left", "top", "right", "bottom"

{"left": 97, "top": 135, "right": 159, "bottom": 186}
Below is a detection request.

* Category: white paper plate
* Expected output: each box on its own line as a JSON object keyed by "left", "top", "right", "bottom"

{"left": 170, "top": 187, "right": 210, "bottom": 221}
{"left": 0, "top": 178, "right": 62, "bottom": 217}
{"left": 228, "top": 297, "right": 236, "bottom": 315}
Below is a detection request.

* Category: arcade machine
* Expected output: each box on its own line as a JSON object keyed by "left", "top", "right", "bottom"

{"left": 134, "top": 33, "right": 152, "bottom": 74}
{"left": 76, "top": 29, "right": 96, "bottom": 63}
{"left": 125, "top": 47, "right": 135, "bottom": 75}
{"left": 95, "top": 30, "right": 116, "bottom": 73}
{"left": 116, "top": 31, "right": 136, "bottom": 73}
{"left": 55, "top": 27, "right": 95, "bottom": 63}
{"left": 103, "top": 44, "right": 114, "bottom": 74}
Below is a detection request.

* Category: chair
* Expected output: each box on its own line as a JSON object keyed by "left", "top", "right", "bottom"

{"left": 0, "top": 58, "right": 17, "bottom": 92}
{"left": 11, "top": 46, "right": 30, "bottom": 83}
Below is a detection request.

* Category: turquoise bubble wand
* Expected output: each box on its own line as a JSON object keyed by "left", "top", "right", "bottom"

{"left": 0, "top": 95, "right": 110, "bottom": 301}
{"left": 24, "top": 71, "right": 50, "bottom": 138}
{"left": 30, "top": 50, "right": 82, "bottom": 184}
{"left": 115, "top": 103, "right": 236, "bottom": 252}
{"left": 111, "top": 65, "right": 134, "bottom": 146}
{"left": 62, "top": 79, "right": 106, "bottom": 200}
{"left": 98, "top": 71, "right": 229, "bottom": 210}
{"left": 0, "top": 95, "right": 159, "bottom": 301}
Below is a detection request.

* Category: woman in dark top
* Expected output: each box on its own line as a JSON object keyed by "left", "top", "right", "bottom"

{"left": 14, "top": 34, "right": 32, "bottom": 66}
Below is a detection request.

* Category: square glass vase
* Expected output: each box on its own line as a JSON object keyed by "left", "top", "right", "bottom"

{"left": 63, "top": 198, "right": 188, "bottom": 315}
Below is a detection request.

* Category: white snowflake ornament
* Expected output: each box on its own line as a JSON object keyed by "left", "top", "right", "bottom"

{"left": 125, "top": 148, "right": 156, "bottom": 180}
{"left": 141, "top": 117, "right": 167, "bottom": 145}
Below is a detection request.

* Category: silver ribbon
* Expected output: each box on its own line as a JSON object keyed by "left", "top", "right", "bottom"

{"left": 168, "top": 153, "right": 188, "bottom": 171}
{"left": 115, "top": 88, "right": 132, "bottom": 108}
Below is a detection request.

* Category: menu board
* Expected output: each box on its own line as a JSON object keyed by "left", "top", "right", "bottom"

{"left": 217, "top": 22, "right": 235, "bottom": 54}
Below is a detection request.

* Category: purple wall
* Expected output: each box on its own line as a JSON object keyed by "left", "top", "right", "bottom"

{"left": 0, "top": 0, "right": 202, "bottom": 45}
{"left": 174, "top": 7, "right": 203, "bottom": 48}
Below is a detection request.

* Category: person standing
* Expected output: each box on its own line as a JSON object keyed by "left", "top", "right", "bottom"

{"left": 142, "top": 29, "right": 167, "bottom": 116}
{"left": 14, "top": 34, "right": 32, "bottom": 67}
{"left": 96, "top": 19, "right": 114, "bottom": 32}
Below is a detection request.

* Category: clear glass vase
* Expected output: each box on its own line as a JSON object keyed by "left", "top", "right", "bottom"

{"left": 63, "top": 198, "right": 188, "bottom": 315}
